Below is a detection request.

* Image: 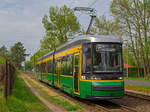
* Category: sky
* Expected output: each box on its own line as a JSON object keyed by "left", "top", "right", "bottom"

{"left": 0, "top": 0, "right": 112, "bottom": 57}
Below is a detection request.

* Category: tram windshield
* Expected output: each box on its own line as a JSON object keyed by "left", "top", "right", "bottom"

{"left": 93, "top": 44, "right": 122, "bottom": 72}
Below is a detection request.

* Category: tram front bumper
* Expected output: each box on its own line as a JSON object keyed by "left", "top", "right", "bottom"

{"left": 86, "top": 96, "right": 123, "bottom": 100}
{"left": 92, "top": 85, "right": 124, "bottom": 91}
{"left": 91, "top": 81, "right": 124, "bottom": 98}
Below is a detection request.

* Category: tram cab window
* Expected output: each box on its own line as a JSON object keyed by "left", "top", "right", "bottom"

{"left": 82, "top": 44, "right": 91, "bottom": 73}
{"left": 93, "top": 44, "right": 122, "bottom": 72}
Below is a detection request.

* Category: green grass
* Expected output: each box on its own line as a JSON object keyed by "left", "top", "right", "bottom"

{"left": 125, "top": 77, "right": 150, "bottom": 82}
{"left": 0, "top": 56, "right": 5, "bottom": 64}
{"left": 26, "top": 77, "right": 82, "bottom": 111}
{"left": 125, "top": 84, "right": 150, "bottom": 94}
{"left": 0, "top": 75, "right": 50, "bottom": 112}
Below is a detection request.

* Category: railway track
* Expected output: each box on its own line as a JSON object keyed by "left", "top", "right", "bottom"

{"left": 94, "top": 102, "right": 137, "bottom": 112}
{"left": 37, "top": 80, "right": 137, "bottom": 112}
{"left": 25, "top": 74, "right": 140, "bottom": 112}
{"left": 125, "top": 90, "right": 150, "bottom": 102}
{"left": 82, "top": 99, "right": 137, "bottom": 112}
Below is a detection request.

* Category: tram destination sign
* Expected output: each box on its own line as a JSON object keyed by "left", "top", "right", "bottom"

{"left": 96, "top": 44, "right": 116, "bottom": 52}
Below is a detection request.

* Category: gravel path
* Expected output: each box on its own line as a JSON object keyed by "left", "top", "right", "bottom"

{"left": 22, "top": 75, "right": 63, "bottom": 112}
{"left": 125, "top": 80, "right": 150, "bottom": 86}
{"left": 23, "top": 73, "right": 85, "bottom": 112}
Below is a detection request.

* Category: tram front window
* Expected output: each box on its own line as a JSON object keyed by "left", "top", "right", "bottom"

{"left": 93, "top": 44, "right": 122, "bottom": 72}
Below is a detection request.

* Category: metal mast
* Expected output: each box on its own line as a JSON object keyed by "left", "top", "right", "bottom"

{"left": 73, "top": 7, "right": 96, "bottom": 34}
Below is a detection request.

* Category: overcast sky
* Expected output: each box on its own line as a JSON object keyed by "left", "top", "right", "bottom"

{"left": 0, "top": 0, "right": 112, "bottom": 56}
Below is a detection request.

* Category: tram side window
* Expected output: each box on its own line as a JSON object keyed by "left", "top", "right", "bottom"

{"left": 55, "top": 59, "right": 58, "bottom": 74}
{"left": 48, "top": 60, "right": 53, "bottom": 73}
{"left": 50, "top": 60, "right": 53, "bottom": 73}
{"left": 68, "top": 54, "right": 73, "bottom": 75}
{"left": 61, "top": 56, "right": 66, "bottom": 75}
{"left": 66, "top": 55, "right": 73, "bottom": 75}
{"left": 41, "top": 62, "right": 46, "bottom": 73}
{"left": 39, "top": 64, "right": 41, "bottom": 72}
{"left": 66, "top": 56, "right": 69, "bottom": 75}
{"left": 83, "top": 44, "right": 91, "bottom": 73}
{"left": 61, "top": 54, "right": 73, "bottom": 75}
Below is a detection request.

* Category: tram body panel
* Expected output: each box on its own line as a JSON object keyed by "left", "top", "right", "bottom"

{"left": 91, "top": 81, "right": 124, "bottom": 98}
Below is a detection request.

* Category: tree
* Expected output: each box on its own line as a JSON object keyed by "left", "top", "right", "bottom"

{"left": 0, "top": 57, "right": 4, "bottom": 65}
{"left": 25, "top": 61, "right": 33, "bottom": 71}
{"left": 0, "top": 45, "right": 8, "bottom": 57}
{"left": 10, "top": 42, "right": 28, "bottom": 69}
{"left": 110, "top": 0, "right": 150, "bottom": 77}
{"left": 41, "top": 5, "right": 80, "bottom": 51}
{"left": 30, "top": 49, "right": 48, "bottom": 67}
{"left": 91, "top": 16, "right": 123, "bottom": 38}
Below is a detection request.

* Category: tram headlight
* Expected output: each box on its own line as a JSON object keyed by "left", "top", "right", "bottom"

{"left": 91, "top": 75, "right": 96, "bottom": 80}
{"left": 81, "top": 76, "right": 86, "bottom": 80}
{"left": 118, "top": 77, "right": 123, "bottom": 80}
{"left": 91, "top": 75, "right": 102, "bottom": 80}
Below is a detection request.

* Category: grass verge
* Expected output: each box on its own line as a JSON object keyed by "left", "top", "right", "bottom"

{"left": 25, "top": 75, "right": 82, "bottom": 111}
{"left": 0, "top": 74, "right": 50, "bottom": 112}
{"left": 125, "top": 84, "right": 150, "bottom": 94}
{"left": 125, "top": 77, "right": 150, "bottom": 82}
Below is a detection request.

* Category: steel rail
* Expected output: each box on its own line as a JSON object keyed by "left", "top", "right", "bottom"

{"left": 125, "top": 90, "right": 150, "bottom": 102}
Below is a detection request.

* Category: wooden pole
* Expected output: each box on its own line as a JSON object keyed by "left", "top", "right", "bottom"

{"left": 4, "top": 60, "right": 8, "bottom": 101}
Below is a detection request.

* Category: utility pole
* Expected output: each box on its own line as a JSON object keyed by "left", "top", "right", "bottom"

{"left": 33, "top": 55, "right": 36, "bottom": 79}
{"left": 73, "top": 7, "right": 96, "bottom": 34}
{"left": 127, "top": 41, "right": 128, "bottom": 78}
{"left": 124, "top": 40, "right": 129, "bottom": 77}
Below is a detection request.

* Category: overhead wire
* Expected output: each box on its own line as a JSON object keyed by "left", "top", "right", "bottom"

{"left": 77, "top": 0, "right": 99, "bottom": 18}
{"left": 88, "top": 0, "right": 99, "bottom": 8}
{"left": 69, "top": 0, "right": 76, "bottom": 8}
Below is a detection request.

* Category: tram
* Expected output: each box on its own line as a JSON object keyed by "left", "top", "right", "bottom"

{"left": 36, "top": 34, "right": 124, "bottom": 99}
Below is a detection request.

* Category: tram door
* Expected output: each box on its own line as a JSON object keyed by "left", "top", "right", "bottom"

{"left": 73, "top": 53, "right": 80, "bottom": 95}
{"left": 56, "top": 59, "right": 61, "bottom": 87}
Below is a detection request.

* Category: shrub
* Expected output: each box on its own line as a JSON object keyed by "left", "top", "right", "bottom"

{"left": 124, "top": 67, "right": 144, "bottom": 77}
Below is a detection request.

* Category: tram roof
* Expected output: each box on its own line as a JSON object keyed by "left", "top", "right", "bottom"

{"left": 68, "top": 34, "right": 122, "bottom": 43}
{"left": 38, "top": 34, "right": 122, "bottom": 61}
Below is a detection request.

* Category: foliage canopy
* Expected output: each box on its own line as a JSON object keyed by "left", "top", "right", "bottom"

{"left": 41, "top": 5, "right": 80, "bottom": 51}
{"left": 10, "top": 42, "right": 28, "bottom": 69}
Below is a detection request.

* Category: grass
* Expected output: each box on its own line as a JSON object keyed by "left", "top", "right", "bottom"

{"left": 125, "top": 84, "right": 150, "bottom": 94}
{"left": 125, "top": 77, "right": 150, "bottom": 82}
{"left": 25, "top": 76, "right": 82, "bottom": 111}
{"left": 0, "top": 56, "right": 5, "bottom": 64}
{"left": 0, "top": 75, "right": 50, "bottom": 112}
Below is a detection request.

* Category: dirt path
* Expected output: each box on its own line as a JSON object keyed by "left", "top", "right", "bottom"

{"left": 24, "top": 74, "right": 80, "bottom": 106}
{"left": 22, "top": 75, "right": 66, "bottom": 112}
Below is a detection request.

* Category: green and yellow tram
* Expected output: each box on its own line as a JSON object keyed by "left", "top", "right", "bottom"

{"left": 36, "top": 35, "right": 124, "bottom": 99}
